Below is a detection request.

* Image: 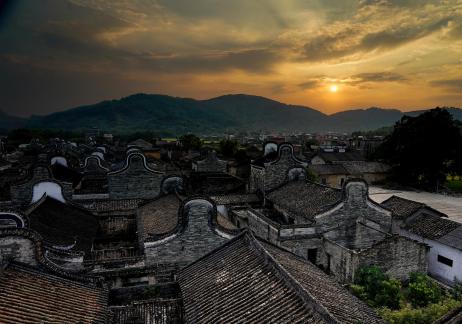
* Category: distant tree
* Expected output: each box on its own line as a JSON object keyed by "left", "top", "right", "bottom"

{"left": 303, "top": 139, "right": 319, "bottom": 152}
{"left": 124, "top": 131, "right": 158, "bottom": 142}
{"left": 219, "top": 139, "right": 239, "bottom": 158}
{"left": 179, "top": 134, "right": 202, "bottom": 151}
{"left": 374, "top": 108, "right": 462, "bottom": 189}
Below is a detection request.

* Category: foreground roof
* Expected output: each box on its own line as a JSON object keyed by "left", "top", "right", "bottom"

{"left": 0, "top": 263, "right": 108, "bottom": 323}
{"left": 267, "top": 181, "right": 342, "bottom": 222}
{"left": 178, "top": 232, "right": 383, "bottom": 324}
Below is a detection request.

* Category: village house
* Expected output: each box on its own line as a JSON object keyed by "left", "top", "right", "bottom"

{"left": 382, "top": 196, "right": 462, "bottom": 285}
{"left": 0, "top": 137, "right": 460, "bottom": 323}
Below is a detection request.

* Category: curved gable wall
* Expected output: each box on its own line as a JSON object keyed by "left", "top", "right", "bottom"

{"left": 264, "top": 144, "right": 306, "bottom": 191}
{"left": 10, "top": 166, "right": 73, "bottom": 204}
{"left": 144, "top": 199, "right": 229, "bottom": 266}
{"left": 108, "top": 153, "right": 164, "bottom": 199}
{"left": 315, "top": 180, "right": 392, "bottom": 249}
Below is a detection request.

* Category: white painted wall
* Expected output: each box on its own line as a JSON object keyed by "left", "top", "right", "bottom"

{"left": 264, "top": 143, "right": 277, "bottom": 156}
{"left": 91, "top": 151, "right": 105, "bottom": 160}
{"left": 311, "top": 156, "right": 325, "bottom": 165}
{"left": 50, "top": 156, "right": 68, "bottom": 167}
{"left": 401, "top": 229, "right": 462, "bottom": 284}
{"left": 31, "top": 182, "right": 65, "bottom": 203}
{"left": 217, "top": 205, "right": 228, "bottom": 218}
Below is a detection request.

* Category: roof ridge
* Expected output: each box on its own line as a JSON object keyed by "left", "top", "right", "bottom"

{"left": 249, "top": 234, "right": 337, "bottom": 323}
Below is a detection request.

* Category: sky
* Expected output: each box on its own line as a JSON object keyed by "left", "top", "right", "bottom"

{"left": 0, "top": 0, "right": 462, "bottom": 117}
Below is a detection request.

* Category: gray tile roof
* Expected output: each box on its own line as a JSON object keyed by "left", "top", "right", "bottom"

{"left": 315, "top": 152, "right": 366, "bottom": 163}
{"left": 0, "top": 264, "right": 109, "bottom": 323}
{"left": 438, "top": 226, "right": 462, "bottom": 251}
{"left": 308, "top": 164, "right": 349, "bottom": 175}
{"left": 178, "top": 232, "right": 383, "bottom": 324}
{"left": 210, "top": 193, "right": 260, "bottom": 205}
{"left": 79, "top": 199, "right": 144, "bottom": 212}
{"left": 267, "top": 181, "right": 342, "bottom": 222}
{"left": 404, "top": 213, "right": 461, "bottom": 241}
{"left": 381, "top": 196, "right": 426, "bottom": 219}
{"left": 342, "top": 161, "right": 390, "bottom": 175}
{"left": 260, "top": 240, "right": 384, "bottom": 323}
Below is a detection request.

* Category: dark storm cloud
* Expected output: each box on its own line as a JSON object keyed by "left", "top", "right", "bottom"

{"left": 0, "top": 55, "right": 148, "bottom": 117}
{"left": 302, "top": 17, "right": 452, "bottom": 62}
{"left": 430, "top": 79, "right": 462, "bottom": 91}
{"left": 350, "top": 72, "right": 407, "bottom": 83}
{"left": 298, "top": 80, "right": 321, "bottom": 90}
{"left": 0, "top": 0, "right": 461, "bottom": 116}
{"left": 136, "top": 49, "right": 280, "bottom": 73}
{"left": 360, "top": 18, "right": 452, "bottom": 51}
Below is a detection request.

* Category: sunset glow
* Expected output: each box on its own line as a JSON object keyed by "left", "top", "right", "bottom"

{"left": 0, "top": 0, "right": 461, "bottom": 116}
{"left": 329, "top": 85, "right": 338, "bottom": 93}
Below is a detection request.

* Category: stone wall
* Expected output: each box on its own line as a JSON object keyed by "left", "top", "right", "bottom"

{"left": 322, "top": 235, "right": 428, "bottom": 283}
{"left": 249, "top": 165, "right": 265, "bottom": 193}
{"left": 144, "top": 200, "right": 229, "bottom": 266}
{"left": 358, "top": 235, "right": 428, "bottom": 281}
{"left": 108, "top": 153, "right": 164, "bottom": 200}
{"left": 322, "top": 239, "right": 357, "bottom": 283}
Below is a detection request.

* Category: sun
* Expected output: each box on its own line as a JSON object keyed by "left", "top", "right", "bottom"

{"left": 329, "top": 84, "right": 338, "bottom": 93}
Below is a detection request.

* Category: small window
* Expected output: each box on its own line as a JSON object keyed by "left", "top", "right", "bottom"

{"left": 288, "top": 217, "right": 295, "bottom": 225}
{"left": 437, "top": 255, "right": 453, "bottom": 267}
{"left": 321, "top": 178, "right": 327, "bottom": 185}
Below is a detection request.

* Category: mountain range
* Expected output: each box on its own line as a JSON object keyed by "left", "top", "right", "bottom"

{"left": 2, "top": 94, "right": 461, "bottom": 134}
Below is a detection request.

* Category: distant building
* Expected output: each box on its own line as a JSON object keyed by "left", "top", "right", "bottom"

{"left": 192, "top": 150, "right": 227, "bottom": 173}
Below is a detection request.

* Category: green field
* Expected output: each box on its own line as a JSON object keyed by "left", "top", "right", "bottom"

{"left": 446, "top": 176, "right": 462, "bottom": 192}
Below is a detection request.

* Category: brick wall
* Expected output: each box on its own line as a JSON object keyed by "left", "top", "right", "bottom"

{"left": 108, "top": 153, "right": 164, "bottom": 200}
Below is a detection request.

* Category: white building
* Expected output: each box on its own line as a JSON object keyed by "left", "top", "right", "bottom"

{"left": 382, "top": 195, "right": 462, "bottom": 285}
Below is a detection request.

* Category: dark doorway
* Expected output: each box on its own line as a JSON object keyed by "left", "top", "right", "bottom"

{"left": 307, "top": 248, "right": 317, "bottom": 264}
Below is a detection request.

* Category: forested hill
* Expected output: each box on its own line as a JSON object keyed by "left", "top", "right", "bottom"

{"left": 1, "top": 93, "right": 460, "bottom": 134}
